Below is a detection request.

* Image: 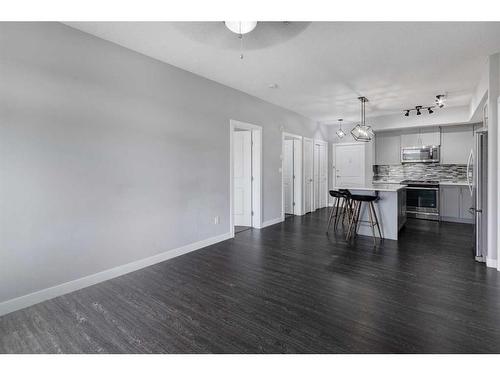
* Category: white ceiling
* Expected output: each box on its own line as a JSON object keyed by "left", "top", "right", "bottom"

{"left": 65, "top": 22, "right": 500, "bottom": 123}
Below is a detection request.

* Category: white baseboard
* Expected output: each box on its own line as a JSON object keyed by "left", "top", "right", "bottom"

{"left": 260, "top": 217, "right": 284, "bottom": 228}
{"left": 440, "top": 216, "right": 474, "bottom": 224}
{"left": 0, "top": 232, "right": 233, "bottom": 317}
{"left": 486, "top": 258, "right": 498, "bottom": 269}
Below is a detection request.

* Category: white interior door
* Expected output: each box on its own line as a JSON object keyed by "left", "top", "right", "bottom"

{"left": 292, "top": 139, "right": 302, "bottom": 215}
{"left": 303, "top": 138, "right": 313, "bottom": 213}
{"left": 335, "top": 144, "right": 365, "bottom": 186}
{"left": 234, "top": 131, "right": 252, "bottom": 226}
{"left": 283, "top": 140, "right": 294, "bottom": 214}
{"left": 319, "top": 143, "right": 328, "bottom": 208}
{"left": 314, "top": 144, "right": 320, "bottom": 210}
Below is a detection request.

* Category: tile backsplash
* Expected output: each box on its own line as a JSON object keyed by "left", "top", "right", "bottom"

{"left": 374, "top": 163, "right": 467, "bottom": 182}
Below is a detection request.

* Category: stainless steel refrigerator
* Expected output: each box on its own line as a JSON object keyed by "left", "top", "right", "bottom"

{"left": 468, "top": 130, "right": 488, "bottom": 262}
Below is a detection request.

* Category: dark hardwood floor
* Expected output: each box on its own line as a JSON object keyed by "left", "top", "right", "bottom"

{"left": 1, "top": 209, "right": 500, "bottom": 353}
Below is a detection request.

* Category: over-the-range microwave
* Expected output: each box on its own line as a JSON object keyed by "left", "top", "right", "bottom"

{"left": 401, "top": 145, "right": 440, "bottom": 163}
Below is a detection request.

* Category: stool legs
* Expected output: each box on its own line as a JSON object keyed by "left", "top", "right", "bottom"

{"left": 346, "top": 201, "right": 382, "bottom": 244}
{"left": 346, "top": 200, "right": 361, "bottom": 241}
{"left": 342, "top": 198, "right": 352, "bottom": 227}
{"left": 326, "top": 197, "right": 338, "bottom": 233}
{"left": 370, "top": 202, "right": 383, "bottom": 239}
{"left": 334, "top": 198, "right": 343, "bottom": 229}
{"left": 367, "top": 202, "right": 377, "bottom": 245}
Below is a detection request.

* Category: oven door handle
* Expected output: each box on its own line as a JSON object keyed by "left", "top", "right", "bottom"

{"left": 404, "top": 186, "right": 439, "bottom": 190}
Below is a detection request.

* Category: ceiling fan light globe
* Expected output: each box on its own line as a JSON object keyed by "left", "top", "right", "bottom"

{"left": 224, "top": 21, "right": 258, "bottom": 35}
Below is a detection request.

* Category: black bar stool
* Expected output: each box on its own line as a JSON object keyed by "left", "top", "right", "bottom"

{"left": 326, "top": 190, "right": 351, "bottom": 233}
{"left": 338, "top": 189, "right": 353, "bottom": 224}
{"left": 346, "top": 192, "right": 382, "bottom": 244}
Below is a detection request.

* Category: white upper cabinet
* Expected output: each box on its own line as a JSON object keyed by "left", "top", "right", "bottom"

{"left": 373, "top": 124, "right": 475, "bottom": 166}
{"left": 375, "top": 131, "right": 401, "bottom": 165}
{"left": 400, "top": 127, "right": 440, "bottom": 147}
{"left": 400, "top": 129, "right": 420, "bottom": 148}
{"left": 441, "top": 124, "right": 475, "bottom": 164}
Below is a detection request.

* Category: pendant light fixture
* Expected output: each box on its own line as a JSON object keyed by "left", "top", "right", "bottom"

{"left": 336, "top": 118, "right": 346, "bottom": 139}
{"left": 224, "top": 21, "right": 258, "bottom": 59}
{"left": 351, "top": 97, "right": 374, "bottom": 142}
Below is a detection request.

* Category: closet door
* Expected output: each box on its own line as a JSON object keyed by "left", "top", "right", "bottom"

{"left": 319, "top": 143, "right": 328, "bottom": 208}
{"left": 234, "top": 131, "right": 252, "bottom": 226}
{"left": 283, "top": 140, "right": 294, "bottom": 215}
{"left": 303, "top": 138, "right": 314, "bottom": 213}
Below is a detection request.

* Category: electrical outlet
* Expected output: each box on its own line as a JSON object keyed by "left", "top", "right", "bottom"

{"left": 214, "top": 216, "right": 220, "bottom": 225}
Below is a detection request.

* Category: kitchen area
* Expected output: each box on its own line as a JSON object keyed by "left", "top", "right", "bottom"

{"left": 332, "top": 120, "right": 488, "bottom": 262}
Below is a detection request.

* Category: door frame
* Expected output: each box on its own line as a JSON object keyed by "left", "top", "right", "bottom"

{"left": 230, "top": 120, "right": 263, "bottom": 237}
{"left": 281, "top": 132, "right": 303, "bottom": 220}
{"left": 313, "top": 139, "right": 329, "bottom": 211}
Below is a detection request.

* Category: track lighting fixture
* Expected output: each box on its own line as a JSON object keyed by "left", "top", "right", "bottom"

{"left": 336, "top": 118, "right": 345, "bottom": 139}
{"left": 435, "top": 94, "right": 446, "bottom": 108}
{"left": 404, "top": 94, "right": 446, "bottom": 117}
{"left": 404, "top": 105, "right": 436, "bottom": 116}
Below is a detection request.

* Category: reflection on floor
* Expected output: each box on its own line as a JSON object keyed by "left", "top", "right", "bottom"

{"left": 1, "top": 209, "right": 499, "bottom": 353}
{"left": 235, "top": 226, "right": 251, "bottom": 234}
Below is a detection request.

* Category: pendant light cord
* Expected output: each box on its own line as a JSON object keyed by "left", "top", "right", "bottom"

{"left": 239, "top": 34, "right": 244, "bottom": 59}
{"left": 239, "top": 22, "right": 244, "bottom": 59}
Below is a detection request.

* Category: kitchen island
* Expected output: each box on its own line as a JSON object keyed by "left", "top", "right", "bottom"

{"left": 331, "top": 184, "right": 406, "bottom": 240}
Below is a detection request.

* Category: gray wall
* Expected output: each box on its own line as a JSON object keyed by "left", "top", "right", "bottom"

{"left": 0, "top": 22, "right": 326, "bottom": 303}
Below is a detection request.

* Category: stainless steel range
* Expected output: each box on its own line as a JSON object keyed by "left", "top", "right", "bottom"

{"left": 400, "top": 180, "right": 440, "bottom": 221}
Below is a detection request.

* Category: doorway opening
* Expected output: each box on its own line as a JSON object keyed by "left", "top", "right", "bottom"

{"left": 230, "top": 120, "right": 262, "bottom": 237}
{"left": 282, "top": 133, "right": 303, "bottom": 220}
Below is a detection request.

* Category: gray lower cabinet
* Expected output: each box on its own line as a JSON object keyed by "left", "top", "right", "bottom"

{"left": 440, "top": 186, "right": 460, "bottom": 218}
{"left": 440, "top": 185, "right": 474, "bottom": 223}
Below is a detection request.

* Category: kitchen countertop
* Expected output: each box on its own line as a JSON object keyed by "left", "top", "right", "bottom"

{"left": 439, "top": 181, "right": 469, "bottom": 186}
{"left": 331, "top": 184, "right": 406, "bottom": 192}
{"left": 373, "top": 180, "right": 404, "bottom": 184}
{"left": 373, "top": 179, "right": 469, "bottom": 186}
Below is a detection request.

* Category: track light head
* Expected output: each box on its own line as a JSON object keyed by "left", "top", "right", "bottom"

{"left": 416, "top": 106, "right": 422, "bottom": 115}
{"left": 428, "top": 107, "right": 434, "bottom": 114}
{"left": 404, "top": 110, "right": 410, "bottom": 117}
{"left": 435, "top": 94, "right": 446, "bottom": 108}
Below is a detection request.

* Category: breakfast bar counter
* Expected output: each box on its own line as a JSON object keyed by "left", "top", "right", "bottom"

{"left": 331, "top": 184, "right": 407, "bottom": 240}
